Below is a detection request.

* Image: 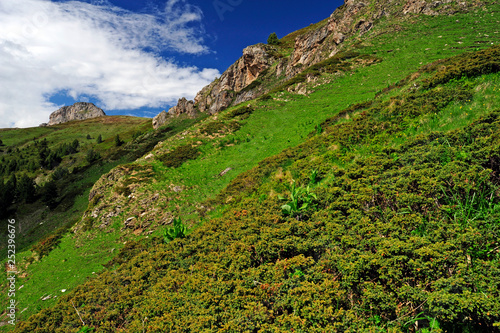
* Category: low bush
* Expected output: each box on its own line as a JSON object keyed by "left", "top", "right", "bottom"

{"left": 31, "top": 225, "right": 70, "bottom": 259}
{"left": 423, "top": 45, "right": 500, "bottom": 89}
{"left": 200, "top": 121, "right": 241, "bottom": 136}
{"left": 224, "top": 104, "right": 255, "bottom": 119}
{"left": 158, "top": 144, "right": 199, "bottom": 168}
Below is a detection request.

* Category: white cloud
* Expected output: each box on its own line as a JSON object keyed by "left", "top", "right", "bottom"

{"left": 0, "top": 0, "right": 220, "bottom": 128}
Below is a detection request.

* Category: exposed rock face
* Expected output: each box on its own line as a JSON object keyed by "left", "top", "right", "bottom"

{"left": 153, "top": 98, "right": 198, "bottom": 129}
{"left": 288, "top": 25, "right": 331, "bottom": 75}
{"left": 169, "top": 98, "right": 197, "bottom": 117}
{"left": 194, "top": 44, "right": 274, "bottom": 114}
{"left": 152, "top": 111, "right": 169, "bottom": 130}
{"left": 152, "top": 0, "right": 477, "bottom": 126}
{"left": 48, "top": 102, "right": 105, "bottom": 126}
{"left": 152, "top": 44, "right": 274, "bottom": 127}
{"left": 286, "top": 1, "right": 372, "bottom": 77}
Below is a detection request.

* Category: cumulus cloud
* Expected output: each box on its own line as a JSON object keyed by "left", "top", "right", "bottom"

{"left": 0, "top": 0, "right": 220, "bottom": 128}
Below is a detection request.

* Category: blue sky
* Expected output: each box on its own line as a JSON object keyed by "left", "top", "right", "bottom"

{"left": 0, "top": 0, "right": 343, "bottom": 128}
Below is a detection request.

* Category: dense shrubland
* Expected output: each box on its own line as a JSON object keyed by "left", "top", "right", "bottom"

{"left": 12, "top": 46, "right": 500, "bottom": 332}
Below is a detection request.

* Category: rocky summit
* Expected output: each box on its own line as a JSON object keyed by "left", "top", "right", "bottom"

{"left": 47, "top": 102, "right": 105, "bottom": 126}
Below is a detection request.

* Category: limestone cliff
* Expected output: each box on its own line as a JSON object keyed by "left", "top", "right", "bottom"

{"left": 48, "top": 102, "right": 105, "bottom": 126}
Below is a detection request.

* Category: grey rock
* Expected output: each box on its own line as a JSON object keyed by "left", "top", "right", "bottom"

{"left": 168, "top": 97, "right": 197, "bottom": 117}
{"left": 48, "top": 102, "right": 105, "bottom": 126}
{"left": 152, "top": 110, "right": 169, "bottom": 130}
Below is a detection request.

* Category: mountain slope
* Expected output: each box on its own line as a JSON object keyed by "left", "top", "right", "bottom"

{"left": 12, "top": 44, "right": 500, "bottom": 333}
{"left": 156, "top": 0, "right": 495, "bottom": 123}
{"left": 2, "top": 0, "right": 500, "bottom": 331}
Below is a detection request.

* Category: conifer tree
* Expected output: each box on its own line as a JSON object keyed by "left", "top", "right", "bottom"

{"left": 17, "top": 174, "right": 36, "bottom": 203}
{"left": 42, "top": 180, "right": 58, "bottom": 209}
{"left": 267, "top": 32, "right": 280, "bottom": 45}
{"left": 114, "top": 134, "right": 124, "bottom": 147}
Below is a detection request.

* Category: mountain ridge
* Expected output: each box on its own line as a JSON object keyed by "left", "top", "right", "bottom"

{"left": 153, "top": 0, "right": 488, "bottom": 129}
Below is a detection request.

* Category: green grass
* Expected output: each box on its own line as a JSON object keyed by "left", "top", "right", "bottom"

{"left": 119, "top": 3, "right": 500, "bottom": 227}
{"left": 0, "top": 115, "right": 210, "bottom": 330}
{"left": 0, "top": 127, "right": 55, "bottom": 147}
{"left": 0, "top": 218, "right": 125, "bottom": 326}
{"left": 3, "top": 4, "right": 500, "bottom": 332}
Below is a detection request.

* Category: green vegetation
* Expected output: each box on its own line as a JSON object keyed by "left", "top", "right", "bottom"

{"left": 114, "top": 134, "right": 124, "bottom": 147}
{"left": 267, "top": 32, "right": 280, "bottom": 45}
{"left": 158, "top": 144, "right": 200, "bottom": 168}
{"left": 11, "top": 43, "right": 500, "bottom": 333}
{"left": 2, "top": 3, "right": 500, "bottom": 332}
{"left": 0, "top": 115, "right": 211, "bottom": 328}
{"left": 163, "top": 217, "right": 188, "bottom": 242}
{"left": 279, "top": 181, "right": 317, "bottom": 219}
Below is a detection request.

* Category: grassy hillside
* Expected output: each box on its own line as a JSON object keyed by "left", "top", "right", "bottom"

{"left": 0, "top": 115, "right": 207, "bottom": 330}
{"left": 10, "top": 44, "right": 500, "bottom": 333}
{"left": 2, "top": 2, "right": 500, "bottom": 332}
{"left": 0, "top": 116, "right": 152, "bottom": 252}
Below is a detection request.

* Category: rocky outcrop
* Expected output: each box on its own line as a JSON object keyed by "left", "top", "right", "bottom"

{"left": 194, "top": 44, "right": 274, "bottom": 114}
{"left": 153, "top": 43, "right": 274, "bottom": 127}
{"left": 153, "top": 98, "right": 198, "bottom": 129}
{"left": 48, "top": 102, "right": 105, "bottom": 126}
{"left": 153, "top": 0, "right": 478, "bottom": 125}
{"left": 286, "top": 1, "right": 373, "bottom": 77}
{"left": 152, "top": 111, "right": 169, "bottom": 130}
{"left": 168, "top": 98, "right": 197, "bottom": 117}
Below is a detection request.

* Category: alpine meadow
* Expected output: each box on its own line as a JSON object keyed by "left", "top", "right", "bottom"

{"left": 1, "top": 0, "right": 500, "bottom": 332}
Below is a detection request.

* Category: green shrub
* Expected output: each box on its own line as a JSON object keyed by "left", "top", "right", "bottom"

{"left": 158, "top": 144, "right": 199, "bottom": 168}
{"left": 240, "top": 79, "right": 263, "bottom": 93}
{"left": 225, "top": 104, "right": 255, "bottom": 119}
{"left": 114, "top": 134, "right": 124, "bottom": 147}
{"left": 423, "top": 45, "right": 500, "bottom": 89}
{"left": 16, "top": 174, "right": 36, "bottom": 203}
{"left": 41, "top": 180, "right": 58, "bottom": 209}
{"left": 85, "top": 149, "right": 101, "bottom": 163}
{"left": 200, "top": 121, "right": 226, "bottom": 135}
{"left": 51, "top": 167, "right": 69, "bottom": 181}
{"left": 31, "top": 225, "right": 69, "bottom": 258}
